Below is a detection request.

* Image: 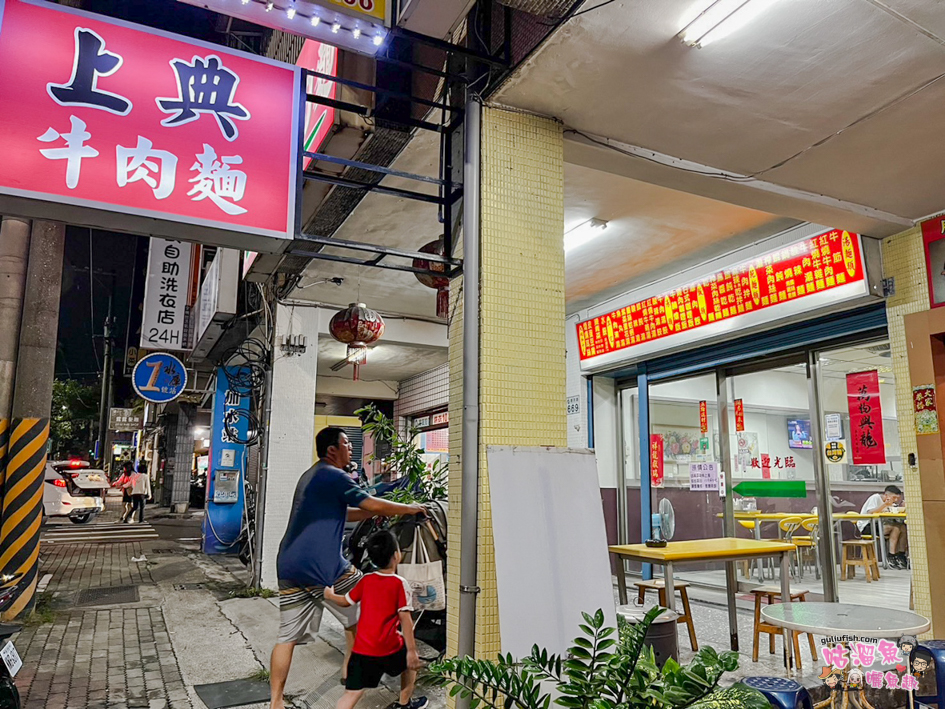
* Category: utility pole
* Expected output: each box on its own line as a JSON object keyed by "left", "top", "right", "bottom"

{"left": 0, "top": 220, "right": 65, "bottom": 617}
{"left": 0, "top": 217, "right": 30, "bottom": 448}
{"left": 95, "top": 286, "right": 114, "bottom": 469}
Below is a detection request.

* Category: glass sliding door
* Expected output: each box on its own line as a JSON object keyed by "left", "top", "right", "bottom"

{"left": 815, "top": 339, "right": 911, "bottom": 610}
{"left": 647, "top": 373, "right": 722, "bottom": 586}
{"left": 726, "top": 360, "right": 827, "bottom": 594}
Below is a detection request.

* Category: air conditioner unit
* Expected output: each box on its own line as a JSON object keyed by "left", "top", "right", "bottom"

{"left": 397, "top": 0, "right": 476, "bottom": 39}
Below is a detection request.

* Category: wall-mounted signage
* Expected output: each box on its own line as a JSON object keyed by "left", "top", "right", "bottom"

{"left": 141, "top": 239, "right": 193, "bottom": 351}
{"left": 108, "top": 408, "right": 142, "bottom": 432}
{"left": 193, "top": 248, "right": 239, "bottom": 360}
{"left": 734, "top": 399, "right": 745, "bottom": 432}
{"left": 0, "top": 0, "right": 299, "bottom": 251}
{"left": 824, "top": 413, "right": 843, "bottom": 440}
{"left": 846, "top": 370, "right": 885, "bottom": 465}
{"left": 176, "top": 0, "right": 391, "bottom": 56}
{"left": 577, "top": 231, "right": 876, "bottom": 371}
{"left": 824, "top": 440, "right": 847, "bottom": 464}
{"left": 921, "top": 215, "right": 945, "bottom": 309}
{"left": 132, "top": 352, "right": 187, "bottom": 404}
{"left": 913, "top": 385, "right": 939, "bottom": 436}
{"left": 432, "top": 412, "right": 449, "bottom": 426}
{"left": 699, "top": 401, "right": 708, "bottom": 433}
{"left": 567, "top": 396, "right": 580, "bottom": 416}
{"left": 689, "top": 462, "right": 718, "bottom": 492}
{"left": 650, "top": 434, "right": 663, "bottom": 488}
{"left": 298, "top": 40, "right": 338, "bottom": 170}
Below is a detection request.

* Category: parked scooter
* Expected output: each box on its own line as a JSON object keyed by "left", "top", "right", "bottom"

{"left": 0, "top": 574, "right": 27, "bottom": 709}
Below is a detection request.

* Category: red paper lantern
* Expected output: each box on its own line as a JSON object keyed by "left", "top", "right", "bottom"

{"left": 413, "top": 238, "right": 450, "bottom": 319}
{"left": 328, "top": 303, "right": 385, "bottom": 381}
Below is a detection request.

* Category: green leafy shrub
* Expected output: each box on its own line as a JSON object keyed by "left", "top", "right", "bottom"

{"left": 356, "top": 404, "right": 447, "bottom": 504}
{"left": 426, "top": 608, "right": 769, "bottom": 709}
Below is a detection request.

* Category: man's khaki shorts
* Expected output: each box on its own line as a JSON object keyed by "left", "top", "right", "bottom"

{"left": 277, "top": 566, "right": 362, "bottom": 645}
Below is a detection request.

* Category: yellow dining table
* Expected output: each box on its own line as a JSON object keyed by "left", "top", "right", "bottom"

{"left": 717, "top": 512, "right": 817, "bottom": 581}
{"left": 610, "top": 538, "right": 797, "bottom": 664}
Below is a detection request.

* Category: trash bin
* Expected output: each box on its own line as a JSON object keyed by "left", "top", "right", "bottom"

{"left": 617, "top": 606, "right": 679, "bottom": 666}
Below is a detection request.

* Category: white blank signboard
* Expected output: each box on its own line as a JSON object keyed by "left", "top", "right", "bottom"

{"left": 487, "top": 446, "right": 616, "bottom": 658}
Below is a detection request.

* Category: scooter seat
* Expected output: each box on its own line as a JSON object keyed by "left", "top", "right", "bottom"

{"left": 0, "top": 624, "right": 20, "bottom": 639}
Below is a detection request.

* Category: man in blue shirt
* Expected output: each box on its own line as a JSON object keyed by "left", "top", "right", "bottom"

{"left": 270, "top": 427, "right": 425, "bottom": 709}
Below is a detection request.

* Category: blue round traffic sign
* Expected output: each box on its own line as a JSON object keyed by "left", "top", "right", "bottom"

{"left": 132, "top": 352, "right": 188, "bottom": 404}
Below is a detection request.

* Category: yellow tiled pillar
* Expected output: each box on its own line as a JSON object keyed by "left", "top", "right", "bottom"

{"left": 882, "top": 227, "right": 932, "bottom": 631}
{"left": 447, "top": 106, "right": 567, "bottom": 660}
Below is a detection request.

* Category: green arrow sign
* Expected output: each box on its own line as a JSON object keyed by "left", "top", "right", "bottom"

{"left": 733, "top": 480, "right": 807, "bottom": 498}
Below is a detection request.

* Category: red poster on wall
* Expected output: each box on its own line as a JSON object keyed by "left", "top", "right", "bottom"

{"left": 699, "top": 401, "right": 708, "bottom": 433}
{"left": 846, "top": 370, "right": 886, "bottom": 465}
{"left": 734, "top": 399, "right": 745, "bottom": 432}
{"left": 650, "top": 434, "right": 664, "bottom": 488}
{"left": 761, "top": 453, "right": 771, "bottom": 479}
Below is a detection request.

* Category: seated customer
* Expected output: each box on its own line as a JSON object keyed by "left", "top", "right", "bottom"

{"left": 858, "top": 485, "right": 908, "bottom": 569}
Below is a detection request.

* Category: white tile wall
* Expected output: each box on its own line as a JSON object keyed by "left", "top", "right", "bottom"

{"left": 394, "top": 364, "right": 448, "bottom": 431}
{"left": 260, "top": 304, "right": 323, "bottom": 588}
{"left": 566, "top": 313, "right": 588, "bottom": 449}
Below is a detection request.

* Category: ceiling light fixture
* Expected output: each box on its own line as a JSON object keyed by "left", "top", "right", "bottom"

{"left": 564, "top": 218, "right": 608, "bottom": 253}
{"left": 286, "top": 6, "right": 296, "bottom": 19}
{"left": 331, "top": 21, "right": 341, "bottom": 33}
{"left": 310, "top": 14, "right": 320, "bottom": 26}
{"left": 352, "top": 27, "right": 361, "bottom": 39}
{"left": 679, "top": 0, "right": 780, "bottom": 48}
{"left": 373, "top": 34, "right": 384, "bottom": 46}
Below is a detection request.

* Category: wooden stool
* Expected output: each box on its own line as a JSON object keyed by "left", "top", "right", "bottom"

{"left": 841, "top": 540, "right": 880, "bottom": 582}
{"left": 634, "top": 579, "right": 698, "bottom": 650}
{"left": 750, "top": 586, "right": 817, "bottom": 669}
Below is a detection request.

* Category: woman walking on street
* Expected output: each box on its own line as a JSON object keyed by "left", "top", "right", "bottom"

{"left": 130, "top": 467, "right": 151, "bottom": 524}
{"left": 114, "top": 462, "right": 135, "bottom": 523}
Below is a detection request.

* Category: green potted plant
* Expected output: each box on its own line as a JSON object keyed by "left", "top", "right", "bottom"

{"left": 356, "top": 404, "right": 447, "bottom": 504}
{"left": 426, "top": 607, "right": 770, "bottom": 709}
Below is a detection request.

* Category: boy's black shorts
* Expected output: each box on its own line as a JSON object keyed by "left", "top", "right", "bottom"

{"left": 345, "top": 646, "right": 408, "bottom": 690}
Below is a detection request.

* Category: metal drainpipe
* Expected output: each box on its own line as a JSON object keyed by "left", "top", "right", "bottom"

{"left": 251, "top": 311, "right": 276, "bottom": 589}
{"left": 457, "top": 97, "right": 481, "bottom": 663}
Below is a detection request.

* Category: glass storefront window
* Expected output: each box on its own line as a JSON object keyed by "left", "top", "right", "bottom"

{"left": 729, "top": 365, "right": 814, "bottom": 483}
{"left": 817, "top": 340, "right": 901, "bottom": 485}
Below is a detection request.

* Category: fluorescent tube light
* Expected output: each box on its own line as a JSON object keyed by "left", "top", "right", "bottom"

{"left": 564, "top": 218, "right": 608, "bottom": 253}
{"left": 680, "top": 0, "right": 779, "bottom": 48}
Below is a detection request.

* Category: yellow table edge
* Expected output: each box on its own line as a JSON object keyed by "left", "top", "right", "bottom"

{"left": 609, "top": 538, "right": 795, "bottom": 562}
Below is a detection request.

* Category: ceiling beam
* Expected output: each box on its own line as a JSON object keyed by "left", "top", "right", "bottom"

{"left": 563, "top": 130, "right": 914, "bottom": 238}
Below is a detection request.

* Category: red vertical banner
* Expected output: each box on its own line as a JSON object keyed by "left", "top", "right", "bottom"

{"left": 650, "top": 434, "right": 664, "bottom": 488}
{"left": 761, "top": 453, "right": 771, "bottom": 479}
{"left": 699, "top": 401, "right": 708, "bottom": 433}
{"left": 734, "top": 399, "right": 745, "bottom": 432}
{"left": 847, "top": 370, "right": 885, "bottom": 464}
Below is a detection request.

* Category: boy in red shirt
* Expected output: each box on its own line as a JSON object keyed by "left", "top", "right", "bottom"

{"left": 325, "top": 531, "right": 427, "bottom": 709}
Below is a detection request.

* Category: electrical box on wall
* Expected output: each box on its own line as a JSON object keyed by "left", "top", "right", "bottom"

{"left": 212, "top": 469, "right": 240, "bottom": 504}
{"left": 397, "top": 0, "right": 476, "bottom": 39}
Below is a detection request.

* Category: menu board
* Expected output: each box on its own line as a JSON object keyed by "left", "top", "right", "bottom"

{"left": 577, "top": 230, "right": 865, "bottom": 361}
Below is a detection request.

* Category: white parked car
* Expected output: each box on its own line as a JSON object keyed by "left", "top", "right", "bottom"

{"left": 43, "top": 460, "right": 109, "bottom": 524}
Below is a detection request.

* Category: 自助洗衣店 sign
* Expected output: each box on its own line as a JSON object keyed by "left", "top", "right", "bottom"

{"left": 141, "top": 238, "right": 192, "bottom": 351}
{"left": 576, "top": 230, "right": 874, "bottom": 370}
{"left": 0, "top": 0, "right": 299, "bottom": 251}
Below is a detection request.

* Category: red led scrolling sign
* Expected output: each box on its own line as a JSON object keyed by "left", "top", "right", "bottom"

{"left": 0, "top": 0, "right": 300, "bottom": 250}
{"left": 577, "top": 230, "right": 867, "bottom": 364}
